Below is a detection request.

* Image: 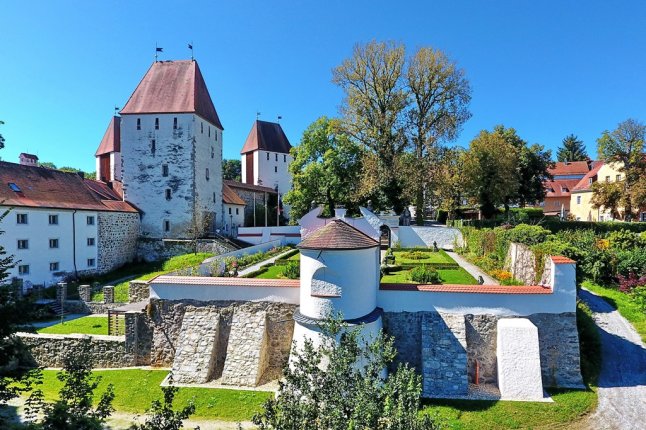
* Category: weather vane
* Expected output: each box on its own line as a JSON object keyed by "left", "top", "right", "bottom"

{"left": 188, "top": 42, "right": 194, "bottom": 61}
{"left": 155, "top": 43, "right": 163, "bottom": 62}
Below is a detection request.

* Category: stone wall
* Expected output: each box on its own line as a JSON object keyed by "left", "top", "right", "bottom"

{"left": 129, "top": 281, "right": 150, "bottom": 302}
{"left": 397, "top": 226, "right": 463, "bottom": 249}
{"left": 382, "top": 312, "right": 422, "bottom": 371}
{"left": 97, "top": 211, "right": 139, "bottom": 274}
{"left": 506, "top": 243, "right": 537, "bottom": 285}
{"left": 18, "top": 333, "right": 136, "bottom": 368}
{"left": 137, "top": 238, "right": 233, "bottom": 262}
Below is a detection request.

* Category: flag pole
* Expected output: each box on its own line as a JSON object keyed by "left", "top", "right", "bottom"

{"left": 155, "top": 42, "right": 158, "bottom": 62}
{"left": 189, "top": 42, "right": 194, "bottom": 61}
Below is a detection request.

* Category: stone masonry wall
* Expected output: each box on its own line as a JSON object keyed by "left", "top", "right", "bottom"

{"left": 382, "top": 312, "right": 422, "bottom": 371}
{"left": 136, "top": 238, "right": 233, "bottom": 262}
{"left": 97, "top": 211, "right": 139, "bottom": 274}
{"left": 18, "top": 333, "right": 136, "bottom": 368}
{"left": 129, "top": 281, "right": 150, "bottom": 302}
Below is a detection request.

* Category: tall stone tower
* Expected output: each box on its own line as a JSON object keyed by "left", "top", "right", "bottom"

{"left": 96, "top": 60, "right": 224, "bottom": 239}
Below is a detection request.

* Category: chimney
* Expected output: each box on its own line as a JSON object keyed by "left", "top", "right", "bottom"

{"left": 334, "top": 207, "right": 347, "bottom": 219}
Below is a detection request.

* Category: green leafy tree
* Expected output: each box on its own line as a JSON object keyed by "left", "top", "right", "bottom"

{"left": 253, "top": 317, "right": 440, "bottom": 430}
{"left": 0, "top": 120, "right": 5, "bottom": 150}
{"left": 130, "top": 377, "right": 196, "bottom": 430}
{"left": 222, "top": 159, "right": 242, "bottom": 182}
{"left": 333, "top": 41, "right": 409, "bottom": 213}
{"left": 590, "top": 181, "right": 624, "bottom": 220}
{"left": 557, "top": 134, "right": 588, "bottom": 162}
{"left": 406, "top": 47, "right": 472, "bottom": 224}
{"left": 284, "top": 117, "right": 363, "bottom": 219}
{"left": 432, "top": 147, "right": 465, "bottom": 220}
{"left": 38, "top": 162, "right": 57, "bottom": 169}
{"left": 596, "top": 118, "right": 646, "bottom": 220}
{"left": 462, "top": 129, "right": 519, "bottom": 218}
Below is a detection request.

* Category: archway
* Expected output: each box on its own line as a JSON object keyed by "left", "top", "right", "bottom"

{"left": 379, "top": 225, "right": 391, "bottom": 250}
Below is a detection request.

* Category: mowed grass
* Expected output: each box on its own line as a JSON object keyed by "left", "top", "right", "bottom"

{"left": 582, "top": 280, "right": 646, "bottom": 343}
{"left": 34, "top": 369, "right": 272, "bottom": 421}
{"left": 254, "top": 265, "right": 293, "bottom": 279}
{"left": 392, "top": 249, "right": 454, "bottom": 264}
{"left": 381, "top": 267, "right": 476, "bottom": 285}
{"left": 36, "top": 316, "right": 117, "bottom": 336}
{"left": 92, "top": 253, "right": 212, "bottom": 303}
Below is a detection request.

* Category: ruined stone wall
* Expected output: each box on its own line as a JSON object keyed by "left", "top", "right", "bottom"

{"left": 506, "top": 243, "right": 538, "bottom": 285}
{"left": 136, "top": 238, "right": 233, "bottom": 262}
{"left": 97, "top": 211, "right": 139, "bottom": 274}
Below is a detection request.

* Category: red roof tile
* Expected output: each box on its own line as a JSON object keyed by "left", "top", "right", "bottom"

{"left": 222, "top": 183, "right": 245, "bottom": 205}
{"left": 95, "top": 116, "right": 120, "bottom": 156}
{"left": 550, "top": 255, "right": 576, "bottom": 264}
{"left": 241, "top": 120, "right": 292, "bottom": 154}
{"left": 572, "top": 161, "right": 604, "bottom": 192}
{"left": 298, "top": 219, "right": 379, "bottom": 250}
{"left": 380, "top": 283, "right": 552, "bottom": 294}
{"left": 548, "top": 161, "right": 591, "bottom": 177}
{"left": 224, "top": 179, "right": 277, "bottom": 194}
{"left": 0, "top": 161, "right": 138, "bottom": 213}
{"left": 120, "top": 60, "right": 223, "bottom": 129}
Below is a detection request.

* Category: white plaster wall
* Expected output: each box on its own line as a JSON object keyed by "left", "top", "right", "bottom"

{"left": 1, "top": 207, "right": 98, "bottom": 286}
{"left": 223, "top": 204, "right": 245, "bottom": 233}
{"left": 255, "top": 150, "right": 292, "bottom": 195}
{"left": 149, "top": 281, "right": 299, "bottom": 303}
{"left": 300, "top": 247, "right": 380, "bottom": 320}
{"left": 194, "top": 116, "right": 223, "bottom": 231}
{"left": 240, "top": 153, "right": 248, "bottom": 183}
{"left": 397, "top": 226, "right": 463, "bottom": 249}
{"left": 111, "top": 152, "right": 122, "bottom": 182}
{"left": 237, "top": 226, "right": 301, "bottom": 245}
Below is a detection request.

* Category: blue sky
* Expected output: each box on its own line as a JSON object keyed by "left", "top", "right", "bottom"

{"left": 1, "top": 1, "right": 645, "bottom": 172}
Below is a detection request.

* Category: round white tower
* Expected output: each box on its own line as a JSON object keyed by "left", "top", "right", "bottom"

{"left": 291, "top": 219, "right": 382, "bottom": 354}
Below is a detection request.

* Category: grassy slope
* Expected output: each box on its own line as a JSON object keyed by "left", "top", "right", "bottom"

{"left": 36, "top": 316, "right": 118, "bottom": 335}
{"left": 255, "top": 265, "right": 289, "bottom": 279}
{"left": 582, "top": 280, "right": 646, "bottom": 343}
{"left": 35, "top": 369, "right": 271, "bottom": 421}
{"left": 92, "top": 253, "right": 212, "bottom": 302}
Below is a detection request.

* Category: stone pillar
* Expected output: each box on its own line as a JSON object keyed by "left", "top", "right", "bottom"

{"left": 79, "top": 285, "right": 92, "bottom": 302}
{"left": 103, "top": 286, "right": 114, "bottom": 304}
{"left": 128, "top": 281, "right": 149, "bottom": 303}
{"left": 56, "top": 282, "right": 67, "bottom": 304}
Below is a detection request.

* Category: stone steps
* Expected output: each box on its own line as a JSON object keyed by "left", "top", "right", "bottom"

{"left": 171, "top": 307, "right": 221, "bottom": 384}
{"left": 220, "top": 310, "right": 269, "bottom": 386}
{"left": 422, "top": 312, "right": 468, "bottom": 397}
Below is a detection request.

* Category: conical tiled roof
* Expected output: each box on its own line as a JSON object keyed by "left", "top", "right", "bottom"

{"left": 120, "top": 60, "right": 223, "bottom": 129}
{"left": 298, "top": 219, "right": 379, "bottom": 250}
{"left": 240, "top": 120, "right": 291, "bottom": 154}
{"left": 95, "top": 116, "right": 121, "bottom": 156}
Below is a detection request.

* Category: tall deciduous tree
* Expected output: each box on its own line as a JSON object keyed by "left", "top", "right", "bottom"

{"left": 222, "top": 159, "right": 242, "bottom": 182}
{"left": 333, "top": 41, "right": 409, "bottom": 213}
{"left": 284, "top": 117, "right": 362, "bottom": 220}
{"left": 557, "top": 134, "right": 588, "bottom": 162}
{"left": 432, "top": 147, "right": 466, "bottom": 221}
{"left": 406, "top": 48, "right": 472, "bottom": 224}
{"left": 597, "top": 118, "right": 646, "bottom": 220}
{"left": 463, "top": 130, "right": 519, "bottom": 218}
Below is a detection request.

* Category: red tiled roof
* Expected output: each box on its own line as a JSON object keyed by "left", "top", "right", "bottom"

{"left": 224, "top": 179, "right": 277, "bottom": 194}
{"left": 380, "top": 283, "right": 552, "bottom": 294}
{"left": 548, "top": 161, "right": 590, "bottom": 176}
{"left": 572, "top": 161, "right": 604, "bottom": 192}
{"left": 298, "top": 219, "right": 379, "bottom": 250}
{"left": 241, "top": 120, "right": 292, "bottom": 154}
{"left": 95, "top": 116, "right": 121, "bottom": 156}
{"left": 0, "top": 161, "right": 138, "bottom": 213}
{"left": 151, "top": 275, "right": 299, "bottom": 287}
{"left": 222, "top": 183, "right": 245, "bottom": 205}
{"left": 544, "top": 179, "right": 580, "bottom": 198}
{"left": 551, "top": 255, "right": 576, "bottom": 264}
{"left": 120, "top": 60, "right": 223, "bottom": 129}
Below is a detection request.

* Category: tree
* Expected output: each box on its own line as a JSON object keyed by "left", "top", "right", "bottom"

{"left": 406, "top": 47, "right": 472, "bottom": 224}
{"left": 0, "top": 120, "right": 5, "bottom": 150}
{"left": 462, "top": 129, "right": 519, "bottom": 218}
{"left": 333, "top": 41, "right": 409, "bottom": 213}
{"left": 130, "top": 377, "right": 196, "bottom": 430}
{"left": 557, "top": 134, "right": 588, "bottom": 162}
{"left": 253, "top": 317, "right": 440, "bottom": 430}
{"left": 284, "top": 117, "right": 363, "bottom": 219}
{"left": 591, "top": 181, "right": 623, "bottom": 220}
{"left": 432, "top": 147, "right": 465, "bottom": 220}
{"left": 38, "top": 162, "right": 57, "bottom": 169}
{"left": 597, "top": 118, "right": 646, "bottom": 220}
{"left": 222, "top": 159, "right": 242, "bottom": 182}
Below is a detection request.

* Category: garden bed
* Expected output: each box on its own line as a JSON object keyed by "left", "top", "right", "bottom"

{"left": 381, "top": 267, "right": 476, "bottom": 285}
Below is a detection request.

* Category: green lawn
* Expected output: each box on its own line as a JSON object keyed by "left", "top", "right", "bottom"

{"left": 36, "top": 316, "right": 116, "bottom": 335}
{"left": 254, "top": 265, "right": 294, "bottom": 279}
{"left": 92, "top": 253, "right": 212, "bottom": 303}
{"left": 381, "top": 267, "right": 476, "bottom": 285}
{"left": 33, "top": 369, "right": 271, "bottom": 421}
{"left": 392, "top": 249, "right": 454, "bottom": 265}
{"left": 582, "top": 280, "right": 646, "bottom": 343}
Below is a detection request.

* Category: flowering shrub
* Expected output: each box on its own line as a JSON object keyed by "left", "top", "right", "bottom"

{"left": 617, "top": 272, "right": 646, "bottom": 293}
{"left": 410, "top": 265, "right": 441, "bottom": 284}
{"left": 490, "top": 269, "right": 512, "bottom": 282}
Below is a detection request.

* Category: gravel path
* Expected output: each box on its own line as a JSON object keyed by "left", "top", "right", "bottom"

{"left": 578, "top": 288, "right": 646, "bottom": 430}
{"left": 445, "top": 251, "right": 500, "bottom": 285}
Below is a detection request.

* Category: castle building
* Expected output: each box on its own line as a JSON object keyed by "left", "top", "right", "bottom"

{"left": 96, "top": 60, "right": 224, "bottom": 239}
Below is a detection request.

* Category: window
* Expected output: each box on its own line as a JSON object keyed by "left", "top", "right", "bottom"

{"left": 17, "top": 240, "right": 28, "bottom": 249}
{"left": 50, "top": 262, "right": 59, "bottom": 271}
{"left": 274, "top": 166, "right": 278, "bottom": 173}
{"left": 266, "top": 153, "right": 269, "bottom": 161}
{"left": 151, "top": 139, "right": 156, "bottom": 153}
{"left": 87, "top": 237, "right": 95, "bottom": 246}
{"left": 201, "top": 122, "right": 204, "bottom": 134}
{"left": 576, "top": 196, "right": 581, "bottom": 205}
{"left": 284, "top": 155, "right": 286, "bottom": 162}
{"left": 164, "top": 220, "right": 170, "bottom": 232}
{"left": 9, "top": 182, "right": 21, "bottom": 192}
{"left": 87, "top": 258, "right": 95, "bottom": 268}
{"left": 173, "top": 117, "right": 178, "bottom": 129}
{"left": 641, "top": 212, "right": 646, "bottom": 222}
{"left": 616, "top": 174, "right": 621, "bottom": 181}
{"left": 215, "top": 130, "right": 218, "bottom": 141}
{"left": 275, "top": 154, "right": 278, "bottom": 161}
{"left": 206, "top": 168, "right": 210, "bottom": 180}
{"left": 136, "top": 118, "right": 141, "bottom": 130}
{"left": 228, "top": 207, "right": 232, "bottom": 215}
{"left": 599, "top": 215, "right": 604, "bottom": 222}
{"left": 155, "top": 117, "right": 159, "bottom": 130}
{"left": 18, "top": 265, "right": 29, "bottom": 275}
{"left": 162, "top": 164, "right": 169, "bottom": 177}
{"left": 208, "top": 126, "right": 211, "bottom": 137}
{"left": 211, "top": 147, "right": 214, "bottom": 158}
{"left": 87, "top": 216, "right": 95, "bottom": 225}
{"left": 605, "top": 176, "right": 610, "bottom": 183}
{"left": 165, "top": 189, "right": 172, "bottom": 200}
{"left": 213, "top": 192, "right": 216, "bottom": 203}
{"left": 17, "top": 213, "right": 28, "bottom": 224}
{"left": 49, "top": 214, "right": 58, "bottom": 225}
{"left": 236, "top": 208, "right": 239, "bottom": 215}
{"left": 49, "top": 239, "right": 59, "bottom": 249}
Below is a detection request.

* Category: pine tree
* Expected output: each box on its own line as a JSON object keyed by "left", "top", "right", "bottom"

{"left": 557, "top": 134, "right": 588, "bottom": 162}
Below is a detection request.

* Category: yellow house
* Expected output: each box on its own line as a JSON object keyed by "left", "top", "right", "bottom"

{"left": 569, "top": 161, "right": 636, "bottom": 221}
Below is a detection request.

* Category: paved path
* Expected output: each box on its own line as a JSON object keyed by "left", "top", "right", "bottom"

{"left": 445, "top": 251, "right": 499, "bottom": 285}
{"left": 578, "top": 288, "right": 646, "bottom": 430}
{"left": 237, "top": 249, "right": 295, "bottom": 276}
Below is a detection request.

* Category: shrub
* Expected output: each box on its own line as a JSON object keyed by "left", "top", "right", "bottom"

{"left": 617, "top": 272, "right": 646, "bottom": 293}
{"left": 490, "top": 269, "right": 512, "bottom": 282}
{"left": 631, "top": 286, "right": 646, "bottom": 313}
{"left": 283, "top": 261, "right": 300, "bottom": 280}
{"left": 400, "top": 251, "right": 427, "bottom": 260}
{"left": 607, "top": 230, "right": 645, "bottom": 250}
{"left": 410, "top": 266, "right": 441, "bottom": 284}
{"left": 616, "top": 248, "right": 646, "bottom": 277}
{"left": 505, "top": 224, "right": 550, "bottom": 246}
